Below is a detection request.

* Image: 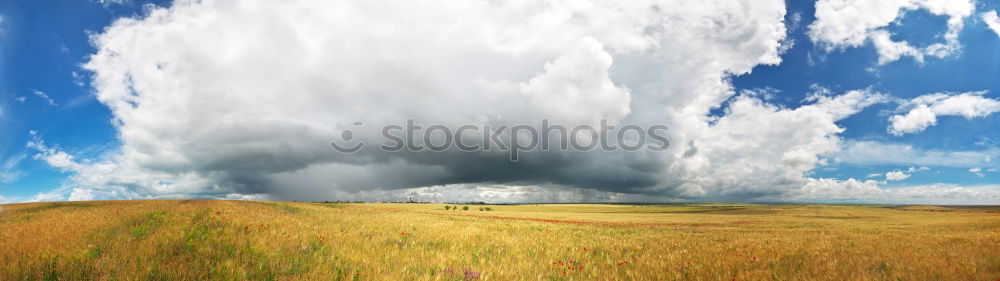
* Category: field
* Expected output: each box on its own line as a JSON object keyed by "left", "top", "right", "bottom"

{"left": 0, "top": 201, "right": 998, "bottom": 281}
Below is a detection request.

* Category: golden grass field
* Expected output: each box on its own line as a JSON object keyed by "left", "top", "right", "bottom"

{"left": 0, "top": 200, "right": 998, "bottom": 281}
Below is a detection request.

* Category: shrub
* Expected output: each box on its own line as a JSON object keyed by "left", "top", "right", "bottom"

{"left": 462, "top": 206, "right": 469, "bottom": 211}
{"left": 444, "top": 206, "right": 451, "bottom": 210}
{"left": 485, "top": 207, "right": 493, "bottom": 211}
{"left": 479, "top": 207, "right": 484, "bottom": 211}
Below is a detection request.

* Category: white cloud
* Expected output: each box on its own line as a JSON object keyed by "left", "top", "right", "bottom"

{"left": 885, "top": 170, "right": 910, "bottom": 181}
{"left": 11, "top": 96, "right": 26, "bottom": 103}
{"left": 869, "top": 30, "right": 924, "bottom": 64}
{"left": 309, "top": 183, "right": 689, "bottom": 203}
{"left": 0, "top": 154, "right": 26, "bottom": 184}
{"left": 804, "top": 87, "right": 890, "bottom": 119}
{"left": 47, "top": 0, "right": 815, "bottom": 202}
{"left": 808, "top": 0, "right": 975, "bottom": 64}
{"left": 31, "top": 89, "right": 58, "bottom": 106}
{"left": 682, "top": 89, "right": 887, "bottom": 198}
{"left": 520, "top": 37, "right": 631, "bottom": 125}
{"left": 95, "top": 0, "right": 129, "bottom": 6}
{"left": 889, "top": 91, "right": 1000, "bottom": 135}
{"left": 970, "top": 167, "right": 983, "bottom": 177}
{"left": 890, "top": 104, "right": 937, "bottom": 134}
{"left": 27, "top": 188, "right": 74, "bottom": 202}
{"left": 872, "top": 166, "right": 929, "bottom": 181}
{"left": 71, "top": 71, "right": 86, "bottom": 87}
{"left": 983, "top": 11, "right": 1000, "bottom": 37}
{"left": 834, "top": 140, "right": 998, "bottom": 168}
{"left": 17, "top": 0, "right": 967, "bottom": 204}
{"left": 789, "top": 178, "right": 1000, "bottom": 204}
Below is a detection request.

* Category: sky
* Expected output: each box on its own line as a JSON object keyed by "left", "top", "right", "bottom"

{"left": 0, "top": 0, "right": 999, "bottom": 204}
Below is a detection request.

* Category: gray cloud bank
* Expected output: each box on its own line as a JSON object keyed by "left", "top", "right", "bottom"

{"left": 18, "top": 0, "right": 998, "bottom": 204}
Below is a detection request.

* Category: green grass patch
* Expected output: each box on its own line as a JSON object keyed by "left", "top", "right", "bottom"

{"left": 21, "top": 202, "right": 96, "bottom": 214}
{"left": 248, "top": 201, "right": 303, "bottom": 214}
{"left": 129, "top": 210, "right": 167, "bottom": 239}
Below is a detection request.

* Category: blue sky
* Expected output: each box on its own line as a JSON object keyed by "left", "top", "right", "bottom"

{"left": 0, "top": 0, "right": 141, "bottom": 198}
{"left": 1, "top": 0, "right": 999, "bottom": 204}
{"left": 732, "top": 0, "right": 1000, "bottom": 188}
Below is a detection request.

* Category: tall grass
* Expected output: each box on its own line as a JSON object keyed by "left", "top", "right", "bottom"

{"left": 0, "top": 201, "right": 997, "bottom": 280}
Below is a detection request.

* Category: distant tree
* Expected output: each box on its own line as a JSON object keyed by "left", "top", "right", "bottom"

{"left": 444, "top": 205, "right": 451, "bottom": 210}
{"left": 462, "top": 206, "right": 469, "bottom": 211}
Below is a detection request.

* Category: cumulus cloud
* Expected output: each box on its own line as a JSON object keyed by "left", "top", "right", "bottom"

{"left": 873, "top": 166, "right": 928, "bottom": 181}
{"left": 889, "top": 104, "right": 937, "bottom": 134}
{"left": 885, "top": 170, "right": 910, "bottom": 181}
{"left": 983, "top": 11, "right": 1000, "bottom": 37}
{"left": 39, "top": 0, "right": 809, "bottom": 202}
{"left": 808, "top": 0, "right": 974, "bottom": 64}
{"left": 21, "top": 0, "right": 983, "bottom": 203}
{"left": 520, "top": 37, "right": 631, "bottom": 125}
{"left": 889, "top": 91, "right": 1000, "bottom": 135}
{"left": 683, "top": 89, "right": 887, "bottom": 198}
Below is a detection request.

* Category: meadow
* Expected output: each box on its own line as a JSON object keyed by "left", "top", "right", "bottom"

{"left": 0, "top": 200, "right": 997, "bottom": 280}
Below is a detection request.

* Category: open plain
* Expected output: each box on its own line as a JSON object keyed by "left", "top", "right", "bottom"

{"left": 1, "top": 201, "right": 998, "bottom": 281}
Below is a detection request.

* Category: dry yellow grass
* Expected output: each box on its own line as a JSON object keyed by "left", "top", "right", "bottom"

{"left": 1, "top": 200, "right": 998, "bottom": 280}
